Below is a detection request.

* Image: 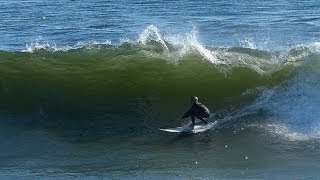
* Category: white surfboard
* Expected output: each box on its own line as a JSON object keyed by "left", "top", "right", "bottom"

{"left": 160, "top": 121, "right": 218, "bottom": 134}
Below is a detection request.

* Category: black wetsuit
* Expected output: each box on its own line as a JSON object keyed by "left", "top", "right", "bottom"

{"left": 182, "top": 102, "right": 210, "bottom": 126}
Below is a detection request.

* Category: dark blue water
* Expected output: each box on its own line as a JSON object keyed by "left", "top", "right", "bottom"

{"left": 1, "top": 1, "right": 320, "bottom": 179}
{"left": 1, "top": 0, "right": 319, "bottom": 51}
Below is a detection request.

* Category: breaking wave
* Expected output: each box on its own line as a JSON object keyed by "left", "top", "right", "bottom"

{"left": 1, "top": 25, "right": 320, "bottom": 140}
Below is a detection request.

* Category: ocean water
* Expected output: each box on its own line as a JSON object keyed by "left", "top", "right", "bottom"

{"left": 1, "top": 0, "right": 320, "bottom": 179}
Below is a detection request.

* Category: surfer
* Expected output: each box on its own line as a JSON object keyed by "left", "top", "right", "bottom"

{"left": 182, "top": 96, "right": 210, "bottom": 128}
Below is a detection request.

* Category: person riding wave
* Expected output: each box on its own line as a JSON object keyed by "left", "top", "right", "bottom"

{"left": 182, "top": 96, "right": 210, "bottom": 128}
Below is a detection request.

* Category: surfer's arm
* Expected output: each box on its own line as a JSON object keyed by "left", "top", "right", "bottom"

{"left": 181, "top": 108, "right": 192, "bottom": 119}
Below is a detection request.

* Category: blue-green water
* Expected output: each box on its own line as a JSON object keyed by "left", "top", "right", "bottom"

{"left": 1, "top": 0, "right": 319, "bottom": 51}
{"left": 1, "top": 0, "right": 320, "bottom": 179}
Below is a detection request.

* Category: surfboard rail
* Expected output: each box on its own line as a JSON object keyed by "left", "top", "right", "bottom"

{"left": 160, "top": 121, "right": 218, "bottom": 134}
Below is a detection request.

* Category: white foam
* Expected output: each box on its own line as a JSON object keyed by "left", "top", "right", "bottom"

{"left": 138, "top": 25, "right": 169, "bottom": 51}
{"left": 280, "top": 42, "right": 320, "bottom": 63}
{"left": 251, "top": 123, "right": 309, "bottom": 141}
{"left": 218, "top": 83, "right": 319, "bottom": 141}
{"left": 24, "top": 40, "right": 113, "bottom": 53}
{"left": 240, "top": 37, "right": 267, "bottom": 50}
{"left": 240, "top": 60, "right": 320, "bottom": 141}
{"left": 137, "top": 25, "right": 224, "bottom": 64}
{"left": 185, "top": 29, "right": 219, "bottom": 64}
{"left": 295, "top": 41, "right": 320, "bottom": 54}
{"left": 22, "top": 25, "right": 291, "bottom": 75}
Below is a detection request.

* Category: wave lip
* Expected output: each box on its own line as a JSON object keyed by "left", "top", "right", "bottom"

{"left": 21, "top": 25, "right": 320, "bottom": 73}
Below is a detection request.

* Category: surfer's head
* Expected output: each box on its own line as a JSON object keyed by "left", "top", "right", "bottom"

{"left": 191, "top": 96, "right": 199, "bottom": 104}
